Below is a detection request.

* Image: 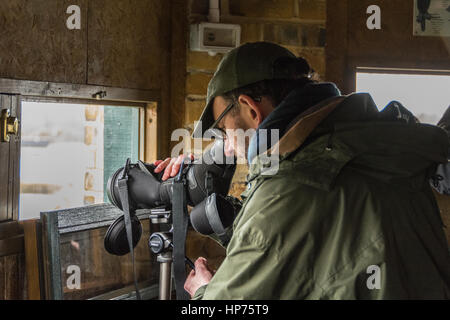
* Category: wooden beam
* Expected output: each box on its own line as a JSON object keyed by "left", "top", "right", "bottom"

{"left": 145, "top": 103, "right": 158, "bottom": 163}
{"left": 325, "top": 0, "right": 351, "bottom": 93}
{"left": 0, "top": 221, "right": 23, "bottom": 239}
{"left": 206, "top": 14, "right": 325, "bottom": 26}
{"left": 0, "top": 78, "right": 160, "bottom": 104}
{"left": 166, "top": 0, "right": 188, "bottom": 156}
{"left": 0, "top": 236, "right": 24, "bottom": 257}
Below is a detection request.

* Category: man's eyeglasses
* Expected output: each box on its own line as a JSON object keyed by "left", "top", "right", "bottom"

{"left": 208, "top": 102, "right": 236, "bottom": 139}
{"left": 207, "top": 97, "right": 261, "bottom": 139}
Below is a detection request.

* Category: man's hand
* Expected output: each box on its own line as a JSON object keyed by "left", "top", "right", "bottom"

{"left": 153, "top": 154, "right": 194, "bottom": 181}
{"left": 184, "top": 257, "right": 215, "bottom": 298}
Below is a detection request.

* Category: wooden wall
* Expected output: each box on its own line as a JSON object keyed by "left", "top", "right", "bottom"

{"left": 0, "top": 0, "right": 170, "bottom": 89}
{"left": 326, "top": 0, "right": 450, "bottom": 94}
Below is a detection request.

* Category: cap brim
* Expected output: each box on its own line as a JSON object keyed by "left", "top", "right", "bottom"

{"left": 191, "top": 99, "right": 214, "bottom": 139}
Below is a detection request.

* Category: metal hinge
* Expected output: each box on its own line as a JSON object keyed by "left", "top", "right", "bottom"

{"left": 0, "top": 109, "right": 19, "bottom": 143}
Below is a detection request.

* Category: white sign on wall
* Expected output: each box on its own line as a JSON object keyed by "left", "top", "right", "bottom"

{"left": 413, "top": 0, "right": 450, "bottom": 36}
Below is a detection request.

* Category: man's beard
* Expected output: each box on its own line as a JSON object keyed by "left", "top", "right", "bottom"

{"left": 231, "top": 116, "right": 253, "bottom": 162}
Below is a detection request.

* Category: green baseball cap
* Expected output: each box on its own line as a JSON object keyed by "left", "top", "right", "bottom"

{"left": 192, "top": 41, "right": 297, "bottom": 138}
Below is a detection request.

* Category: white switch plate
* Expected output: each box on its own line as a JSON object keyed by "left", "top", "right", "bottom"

{"left": 190, "top": 22, "right": 241, "bottom": 55}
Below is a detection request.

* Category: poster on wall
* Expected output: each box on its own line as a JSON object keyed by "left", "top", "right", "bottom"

{"left": 413, "top": 0, "right": 450, "bottom": 36}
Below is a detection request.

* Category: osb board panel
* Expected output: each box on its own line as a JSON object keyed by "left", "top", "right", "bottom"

{"left": 87, "top": 0, "right": 170, "bottom": 90}
{"left": 0, "top": 0, "right": 87, "bottom": 84}
{"left": 347, "top": 0, "right": 450, "bottom": 69}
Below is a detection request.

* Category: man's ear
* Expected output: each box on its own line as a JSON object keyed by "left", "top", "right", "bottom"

{"left": 238, "top": 94, "right": 263, "bottom": 127}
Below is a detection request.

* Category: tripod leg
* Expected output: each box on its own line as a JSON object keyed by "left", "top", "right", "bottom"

{"left": 159, "top": 260, "right": 172, "bottom": 300}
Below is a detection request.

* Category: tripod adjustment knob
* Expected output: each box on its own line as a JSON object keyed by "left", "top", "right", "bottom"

{"left": 149, "top": 232, "right": 171, "bottom": 254}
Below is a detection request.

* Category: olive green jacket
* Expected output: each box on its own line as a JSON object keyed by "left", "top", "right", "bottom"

{"left": 193, "top": 93, "right": 450, "bottom": 300}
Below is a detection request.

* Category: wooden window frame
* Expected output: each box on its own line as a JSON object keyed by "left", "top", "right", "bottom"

{"left": 0, "top": 77, "right": 160, "bottom": 223}
{"left": 0, "top": 78, "right": 160, "bottom": 299}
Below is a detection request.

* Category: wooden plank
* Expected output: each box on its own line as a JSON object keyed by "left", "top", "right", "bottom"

{"left": 0, "top": 253, "right": 27, "bottom": 300}
{"left": 0, "top": 0, "right": 88, "bottom": 84}
{"left": 157, "top": 0, "right": 173, "bottom": 159}
{"left": 23, "top": 96, "right": 146, "bottom": 108}
{"left": 144, "top": 103, "right": 158, "bottom": 163}
{"left": 219, "top": 14, "right": 325, "bottom": 25}
{"left": 41, "top": 203, "right": 150, "bottom": 235}
{"left": 0, "top": 236, "right": 24, "bottom": 257}
{"left": 41, "top": 211, "right": 62, "bottom": 300}
{"left": 169, "top": 0, "right": 188, "bottom": 149}
{"left": 325, "top": 0, "right": 349, "bottom": 93}
{"left": 4, "top": 254, "right": 26, "bottom": 299}
{"left": 0, "top": 222, "right": 26, "bottom": 299}
{"left": 355, "top": 67, "right": 450, "bottom": 76}
{"left": 0, "top": 221, "right": 22, "bottom": 239}
{"left": 0, "top": 256, "right": 4, "bottom": 298}
{"left": 89, "top": 282, "right": 159, "bottom": 300}
{"left": 3, "top": 255, "right": 19, "bottom": 299}
{"left": 23, "top": 219, "right": 43, "bottom": 299}
{"left": 0, "top": 78, "right": 160, "bottom": 103}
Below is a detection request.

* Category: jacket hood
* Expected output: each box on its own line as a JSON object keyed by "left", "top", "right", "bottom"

{"left": 249, "top": 92, "right": 449, "bottom": 192}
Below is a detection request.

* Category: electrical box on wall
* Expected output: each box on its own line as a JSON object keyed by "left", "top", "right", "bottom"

{"left": 190, "top": 22, "right": 241, "bottom": 56}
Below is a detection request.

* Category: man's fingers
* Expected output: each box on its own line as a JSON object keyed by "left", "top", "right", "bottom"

{"left": 170, "top": 154, "right": 185, "bottom": 177}
{"left": 194, "top": 257, "right": 209, "bottom": 272}
{"left": 184, "top": 258, "right": 213, "bottom": 298}
{"left": 184, "top": 269, "right": 196, "bottom": 293}
{"left": 154, "top": 158, "right": 171, "bottom": 173}
{"left": 162, "top": 157, "right": 178, "bottom": 181}
{"left": 155, "top": 154, "right": 196, "bottom": 180}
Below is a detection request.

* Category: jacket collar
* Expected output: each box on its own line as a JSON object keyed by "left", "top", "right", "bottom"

{"left": 247, "top": 82, "right": 341, "bottom": 164}
{"left": 247, "top": 95, "right": 348, "bottom": 186}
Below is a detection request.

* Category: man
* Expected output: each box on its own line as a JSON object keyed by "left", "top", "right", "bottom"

{"left": 156, "top": 42, "right": 450, "bottom": 299}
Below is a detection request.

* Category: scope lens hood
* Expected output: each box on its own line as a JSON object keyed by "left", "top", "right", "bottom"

{"left": 190, "top": 193, "right": 238, "bottom": 236}
{"left": 106, "top": 167, "right": 126, "bottom": 210}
